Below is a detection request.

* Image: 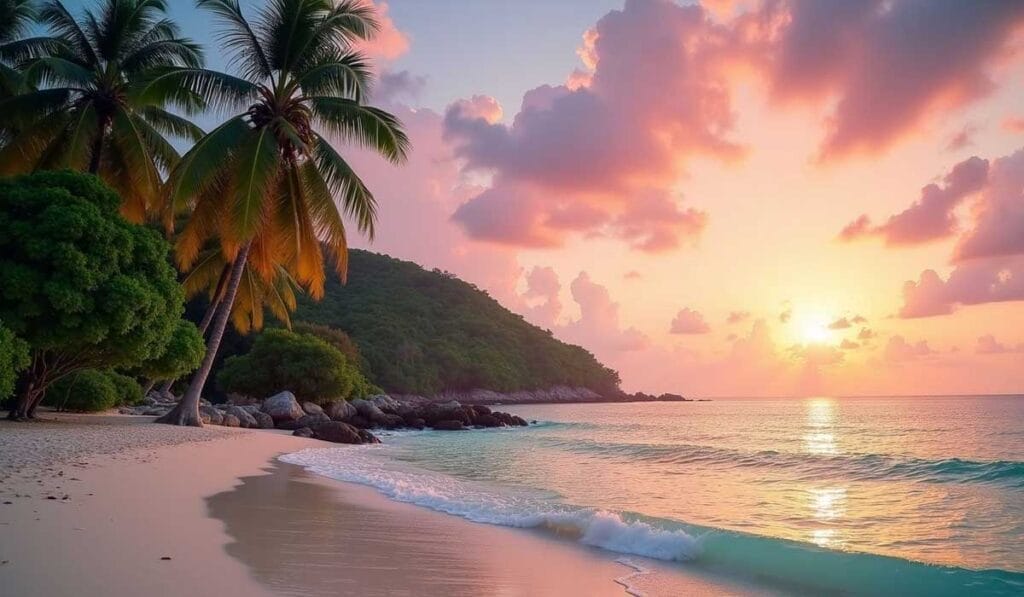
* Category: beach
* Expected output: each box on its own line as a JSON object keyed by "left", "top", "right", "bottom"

{"left": 0, "top": 414, "right": 761, "bottom": 597}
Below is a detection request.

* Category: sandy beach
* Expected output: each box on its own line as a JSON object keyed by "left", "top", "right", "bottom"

{"left": 0, "top": 413, "right": 767, "bottom": 597}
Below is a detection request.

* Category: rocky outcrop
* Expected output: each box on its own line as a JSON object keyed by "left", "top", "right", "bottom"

{"left": 301, "top": 402, "right": 324, "bottom": 416}
{"left": 392, "top": 386, "right": 692, "bottom": 405}
{"left": 225, "top": 406, "right": 258, "bottom": 429}
{"left": 262, "top": 392, "right": 305, "bottom": 422}
{"left": 325, "top": 400, "right": 356, "bottom": 421}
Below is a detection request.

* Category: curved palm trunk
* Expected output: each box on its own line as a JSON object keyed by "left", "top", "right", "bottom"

{"left": 88, "top": 115, "right": 111, "bottom": 175}
{"left": 155, "top": 266, "right": 227, "bottom": 397}
{"left": 157, "top": 244, "right": 250, "bottom": 426}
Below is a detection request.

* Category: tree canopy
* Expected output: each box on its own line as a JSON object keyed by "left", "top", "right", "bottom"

{"left": 0, "top": 170, "right": 189, "bottom": 418}
{"left": 293, "top": 250, "right": 622, "bottom": 396}
{"left": 216, "top": 328, "right": 376, "bottom": 405}
{"left": 133, "top": 318, "right": 205, "bottom": 382}
{"left": 0, "top": 321, "right": 30, "bottom": 401}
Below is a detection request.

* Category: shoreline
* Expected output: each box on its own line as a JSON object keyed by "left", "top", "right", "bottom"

{"left": 0, "top": 414, "right": 762, "bottom": 596}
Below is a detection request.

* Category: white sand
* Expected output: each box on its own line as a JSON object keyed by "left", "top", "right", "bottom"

{"left": 0, "top": 413, "right": 764, "bottom": 596}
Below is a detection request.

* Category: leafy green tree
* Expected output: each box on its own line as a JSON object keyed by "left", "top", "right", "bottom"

{"left": 105, "top": 369, "right": 144, "bottom": 406}
{"left": 216, "top": 328, "right": 374, "bottom": 405}
{"left": 0, "top": 321, "right": 30, "bottom": 402}
{"left": 43, "top": 368, "right": 118, "bottom": 412}
{"left": 133, "top": 318, "right": 205, "bottom": 390}
{"left": 0, "top": 170, "right": 188, "bottom": 419}
{"left": 291, "top": 321, "right": 368, "bottom": 373}
{"left": 0, "top": 0, "right": 205, "bottom": 222}
{"left": 157, "top": 0, "right": 408, "bottom": 426}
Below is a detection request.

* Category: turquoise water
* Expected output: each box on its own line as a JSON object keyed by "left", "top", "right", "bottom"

{"left": 282, "top": 396, "right": 1024, "bottom": 595}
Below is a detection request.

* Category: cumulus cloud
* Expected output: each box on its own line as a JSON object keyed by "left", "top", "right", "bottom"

{"left": 945, "top": 125, "right": 977, "bottom": 152}
{"left": 899, "top": 257, "right": 1024, "bottom": 319}
{"left": 764, "top": 0, "right": 1024, "bottom": 160}
{"left": 521, "top": 266, "right": 562, "bottom": 327}
{"left": 374, "top": 70, "right": 426, "bottom": 104}
{"left": 885, "top": 335, "right": 935, "bottom": 362}
{"left": 839, "top": 156, "right": 989, "bottom": 245}
{"left": 954, "top": 149, "right": 1024, "bottom": 261}
{"left": 1003, "top": 116, "right": 1024, "bottom": 134}
{"left": 975, "top": 334, "right": 1024, "bottom": 355}
{"left": 623, "top": 270, "right": 642, "bottom": 280}
{"left": 560, "top": 272, "right": 649, "bottom": 352}
{"left": 670, "top": 308, "right": 712, "bottom": 335}
{"left": 828, "top": 317, "right": 852, "bottom": 330}
{"left": 446, "top": 0, "right": 737, "bottom": 252}
{"left": 779, "top": 307, "right": 792, "bottom": 323}
{"left": 857, "top": 327, "right": 877, "bottom": 340}
{"left": 726, "top": 310, "right": 750, "bottom": 324}
{"left": 840, "top": 339, "right": 860, "bottom": 350}
{"left": 355, "top": 1, "right": 409, "bottom": 61}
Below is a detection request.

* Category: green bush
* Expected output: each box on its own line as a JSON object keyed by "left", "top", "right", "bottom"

{"left": 0, "top": 322, "right": 30, "bottom": 402}
{"left": 217, "top": 329, "right": 375, "bottom": 405}
{"left": 44, "top": 370, "right": 118, "bottom": 413}
{"left": 106, "top": 371, "right": 144, "bottom": 407}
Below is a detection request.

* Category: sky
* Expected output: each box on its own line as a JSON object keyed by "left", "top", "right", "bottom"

{"left": 85, "top": 0, "right": 1024, "bottom": 397}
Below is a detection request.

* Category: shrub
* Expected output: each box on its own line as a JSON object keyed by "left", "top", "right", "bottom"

{"left": 0, "top": 322, "right": 30, "bottom": 402}
{"left": 44, "top": 370, "right": 118, "bottom": 413}
{"left": 216, "top": 329, "right": 375, "bottom": 405}
{"left": 106, "top": 371, "right": 144, "bottom": 407}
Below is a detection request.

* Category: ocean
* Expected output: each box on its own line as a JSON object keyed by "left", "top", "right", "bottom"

{"left": 281, "top": 396, "right": 1024, "bottom": 596}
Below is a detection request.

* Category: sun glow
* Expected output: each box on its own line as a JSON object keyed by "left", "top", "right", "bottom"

{"left": 796, "top": 313, "right": 834, "bottom": 346}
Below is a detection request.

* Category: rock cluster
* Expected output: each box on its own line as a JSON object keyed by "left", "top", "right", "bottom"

{"left": 120, "top": 390, "right": 529, "bottom": 445}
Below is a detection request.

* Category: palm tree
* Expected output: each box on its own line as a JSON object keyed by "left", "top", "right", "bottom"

{"left": 0, "top": 0, "right": 205, "bottom": 222}
{"left": 0, "top": 0, "right": 42, "bottom": 140}
{"left": 154, "top": 0, "right": 408, "bottom": 426}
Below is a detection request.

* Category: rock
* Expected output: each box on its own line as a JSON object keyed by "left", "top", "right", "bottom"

{"left": 402, "top": 415, "right": 426, "bottom": 429}
{"left": 301, "top": 402, "right": 324, "bottom": 416}
{"left": 472, "top": 405, "right": 492, "bottom": 416}
{"left": 239, "top": 404, "right": 260, "bottom": 415}
{"left": 311, "top": 421, "right": 365, "bottom": 444}
{"left": 358, "top": 429, "right": 381, "bottom": 444}
{"left": 325, "top": 400, "right": 357, "bottom": 421}
{"left": 261, "top": 391, "right": 304, "bottom": 422}
{"left": 292, "top": 427, "right": 315, "bottom": 438}
{"left": 381, "top": 414, "right": 406, "bottom": 429}
{"left": 252, "top": 411, "right": 275, "bottom": 429}
{"left": 351, "top": 399, "right": 387, "bottom": 424}
{"left": 347, "top": 415, "right": 371, "bottom": 429}
{"left": 511, "top": 415, "right": 528, "bottom": 427}
{"left": 142, "top": 407, "right": 169, "bottom": 416}
{"left": 369, "top": 394, "right": 402, "bottom": 414}
{"left": 474, "top": 414, "right": 502, "bottom": 428}
{"left": 431, "top": 420, "right": 465, "bottom": 431}
{"left": 221, "top": 414, "right": 241, "bottom": 428}
{"left": 200, "top": 406, "right": 224, "bottom": 426}
{"left": 225, "top": 406, "right": 258, "bottom": 429}
{"left": 278, "top": 412, "right": 330, "bottom": 430}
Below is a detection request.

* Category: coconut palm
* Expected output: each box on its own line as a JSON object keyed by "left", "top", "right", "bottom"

{"left": 153, "top": 0, "right": 408, "bottom": 426}
{"left": 0, "top": 0, "right": 205, "bottom": 222}
{"left": 0, "top": 0, "right": 43, "bottom": 140}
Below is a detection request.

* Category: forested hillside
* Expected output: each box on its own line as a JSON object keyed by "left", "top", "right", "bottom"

{"left": 293, "top": 250, "right": 621, "bottom": 396}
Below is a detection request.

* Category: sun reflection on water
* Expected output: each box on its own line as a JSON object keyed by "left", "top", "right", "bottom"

{"left": 803, "top": 398, "right": 849, "bottom": 548}
{"left": 804, "top": 398, "right": 838, "bottom": 455}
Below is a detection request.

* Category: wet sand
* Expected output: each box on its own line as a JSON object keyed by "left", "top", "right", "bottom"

{"left": 0, "top": 414, "right": 765, "bottom": 596}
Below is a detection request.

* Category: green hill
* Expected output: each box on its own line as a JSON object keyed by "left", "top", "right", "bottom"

{"left": 292, "top": 250, "right": 621, "bottom": 396}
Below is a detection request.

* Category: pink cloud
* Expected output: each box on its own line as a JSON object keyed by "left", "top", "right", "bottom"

{"left": 975, "top": 334, "right": 1024, "bottom": 355}
{"left": 670, "top": 308, "right": 712, "bottom": 335}
{"left": 521, "top": 266, "right": 562, "bottom": 327}
{"left": 954, "top": 149, "right": 1024, "bottom": 261}
{"left": 840, "top": 339, "right": 860, "bottom": 350}
{"left": 374, "top": 70, "right": 426, "bottom": 104}
{"left": 828, "top": 317, "right": 852, "bottom": 330}
{"left": 899, "top": 258, "right": 1024, "bottom": 318}
{"left": 446, "top": 0, "right": 738, "bottom": 251}
{"left": 945, "top": 125, "right": 977, "bottom": 152}
{"left": 884, "top": 335, "right": 935, "bottom": 362}
{"left": 726, "top": 310, "right": 750, "bottom": 324}
{"left": 764, "top": 0, "right": 1024, "bottom": 160}
{"left": 839, "top": 156, "right": 989, "bottom": 245}
{"left": 356, "top": 1, "right": 409, "bottom": 62}
{"left": 857, "top": 327, "right": 877, "bottom": 340}
{"left": 1002, "top": 116, "right": 1024, "bottom": 134}
{"left": 560, "top": 272, "right": 649, "bottom": 352}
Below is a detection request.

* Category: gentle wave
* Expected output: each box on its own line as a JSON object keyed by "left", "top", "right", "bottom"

{"left": 539, "top": 437, "right": 1024, "bottom": 487}
{"left": 280, "top": 447, "right": 1024, "bottom": 596}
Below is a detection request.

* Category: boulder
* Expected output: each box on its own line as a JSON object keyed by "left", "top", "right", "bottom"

{"left": 301, "top": 402, "right": 324, "bottom": 416}
{"left": 472, "top": 405, "right": 492, "bottom": 416}
{"left": 261, "top": 391, "right": 304, "bottom": 422}
{"left": 325, "top": 400, "right": 357, "bottom": 421}
{"left": 381, "top": 414, "right": 406, "bottom": 429}
{"left": 358, "top": 429, "right": 381, "bottom": 444}
{"left": 402, "top": 416, "right": 426, "bottom": 429}
{"left": 347, "top": 415, "right": 371, "bottom": 429}
{"left": 474, "top": 414, "right": 502, "bottom": 428}
{"left": 225, "top": 406, "right": 258, "bottom": 429}
{"left": 311, "top": 421, "right": 365, "bottom": 444}
{"left": 511, "top": 415, "right": 528, "bottom": 427}
{"left": 369, "top": 394, "right": 402, "bottom": 414}
{"left": 351, "top": 399, "right": 387, "bottom": 424}
{"left": 431, "top": 419, "right": 465, "bottom": 431}
{"left": 292, "top": 427, "right": 315, "bottom": 438}
{"left": 252, "top": 411, "right": 275, "bottom": 429}
{"left": 221, "top": 414, "right": 241, "bottom": 428}
{"left": 277, "top": 413, "right": 330, "bottom": 430}
{"left": 200, "top": 405, "right": 224, "bottom": 426}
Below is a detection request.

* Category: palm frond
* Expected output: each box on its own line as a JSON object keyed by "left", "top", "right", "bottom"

{"left": 38, "top": 0, "right": 99, "bottom": 66}
{"left": 311, "top": 133, "right": 374, "bottom": 237}
{"left": 295, "top": 49, "right": 369, "bottom": 101}
{"left": 139, "top": 105, "right": 204, "bottom": 142}
{"left": 166, "top": 114, "right": 249, "bottom": 210}
{"left": 132, "top": 66, "right": 257, "bottom": 114}
{"left": 300, "top": 154, "right": 351, "bottom": 282}
{"left": 230, "top": 125, "right": 280, "bottom": 240}
{"left": 306, "top": 96, "right": 409, "bottom": 163}
{"left": 196, "top": 0, "right": 272, "bottom": 80}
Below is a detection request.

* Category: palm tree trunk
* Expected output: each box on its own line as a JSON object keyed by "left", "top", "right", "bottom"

{"left": 88, "top": 122, "right": 108, "bottom": 175}
{"left": 155, "top": 280, "right": 224, "bottom": 397}
{"left": 157, "top": 244, "right": 251, "bottom": 426}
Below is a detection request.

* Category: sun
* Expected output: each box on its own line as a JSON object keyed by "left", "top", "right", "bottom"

{"left": 794, "top": 312, "right": 834, "bottom": 345}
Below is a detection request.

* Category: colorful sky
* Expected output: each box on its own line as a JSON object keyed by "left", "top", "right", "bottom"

{"left": 152, "top": 1, "right": 1024, "bottom": 396}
